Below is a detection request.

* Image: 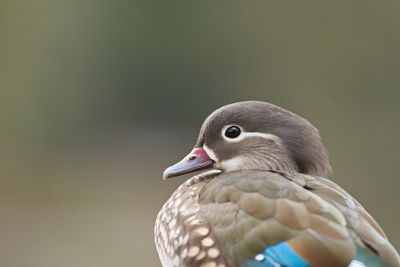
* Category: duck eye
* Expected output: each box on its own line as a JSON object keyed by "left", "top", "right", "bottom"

{"left": 225, "top": 126, "right": 241, "bottom": 139}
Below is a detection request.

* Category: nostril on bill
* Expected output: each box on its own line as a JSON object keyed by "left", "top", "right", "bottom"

{"left": 189, "top": 155, "right": 196, "bottom": 161}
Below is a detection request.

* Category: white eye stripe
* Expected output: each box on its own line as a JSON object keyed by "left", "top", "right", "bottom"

{"left": 241, "top": 132, "right": 276, "bottom": 141}
{"left": 221, "top": 125, "right": 277, "bottom": 143}
{"left": 227, "top": 132, "right": 277, "bottom": 142}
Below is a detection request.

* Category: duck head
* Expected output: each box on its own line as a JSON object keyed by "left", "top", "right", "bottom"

{"left": 163, "top": 101, "right": 332, "bottom": 179}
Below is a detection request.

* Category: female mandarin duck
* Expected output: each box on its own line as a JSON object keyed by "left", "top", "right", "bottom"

{"left": 155, "top": 101, "right": 400, "bottom": 267}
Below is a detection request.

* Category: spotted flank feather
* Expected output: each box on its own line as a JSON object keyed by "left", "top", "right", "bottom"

{"left": 155, "top": 171, "right": 234, "bottom": 267}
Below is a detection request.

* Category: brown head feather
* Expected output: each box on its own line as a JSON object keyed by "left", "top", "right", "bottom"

{"left": 196, "top": 101, "right": 332, "bottom": 176}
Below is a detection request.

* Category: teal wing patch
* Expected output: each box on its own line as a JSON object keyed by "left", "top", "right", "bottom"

{"left": 242, "top": 242, "right": 310, "bottom": 267}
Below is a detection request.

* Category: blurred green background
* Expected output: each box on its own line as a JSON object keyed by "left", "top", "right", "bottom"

{"left": 1, "top": 1, "right": 399, "bottom": 266}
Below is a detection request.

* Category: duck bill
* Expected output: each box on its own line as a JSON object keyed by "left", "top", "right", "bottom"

{"left": 163, "top": 147, "right": 214, "bottom": 179}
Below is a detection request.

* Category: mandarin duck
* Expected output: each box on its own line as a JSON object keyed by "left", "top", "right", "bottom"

{"left": 154, "top": 101, "right": 400, "bottom": 267}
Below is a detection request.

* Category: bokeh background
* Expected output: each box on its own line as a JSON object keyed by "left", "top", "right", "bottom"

{"left": 1, "top": 1, "right": 399, "bottom": 266}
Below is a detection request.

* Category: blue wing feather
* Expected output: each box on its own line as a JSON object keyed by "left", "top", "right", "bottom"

{"left": 242, "top": 242, "right": 309, "bottom": 267}
{"left": 241, "top": 243, "right": 395, "bottom": 267}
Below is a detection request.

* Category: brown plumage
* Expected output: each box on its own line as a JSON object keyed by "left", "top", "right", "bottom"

{"left": 155, "top": 101, "right": 400, "bottom": 267}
